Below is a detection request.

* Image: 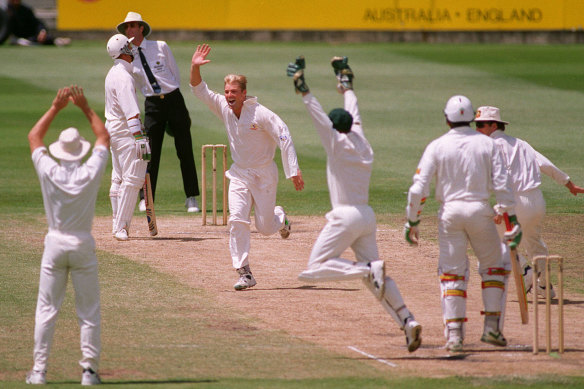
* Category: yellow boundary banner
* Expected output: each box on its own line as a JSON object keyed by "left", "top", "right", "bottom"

{"left": 59, "top": 0, "right": 584, "bottom": 32}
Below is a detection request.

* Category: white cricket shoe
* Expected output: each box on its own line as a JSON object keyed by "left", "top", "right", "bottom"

{"left": 368, "top": 260, "right": 385, "bottom": 300}
{"left": 114, "top": 228, "right": 128, "bottom": 241}
{"left": 445, "top": 327, "right": 463, "bottom": 352}
{"left": 536, "top": 284, "right": 556, "bottom": 299}
{"left": 138, "top": 199, "right": 146, "bottom": 212}
{"left": 276, "top": 206, "right": 291, "bottom": 239}
{"left": 404, "top": 318, "right": 422, "bottom": 352}
{"left": 26, "top": 369, "right": 46, "bottom": 385}
{"left": 185, "top": 196, "right": 200, "bottom": 213}
{"left": 81, "top": 368, "right": 101, "bottom": 385}
{"left": 480, "top": 330, "right": 507, "bottom": 347}
{"left": 234, "top": 266, "right": 257, "bottom": 291}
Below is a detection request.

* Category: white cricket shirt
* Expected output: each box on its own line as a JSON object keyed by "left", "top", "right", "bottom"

{"left": 32, "top": 146, "right": 109, "bottom": 234}
{"left": 104, "top": 59, "right": 141, "bottom": 135}
{"left": 132, "top": 39, "right": 181, "bottom": 96}
{"left": 191, "top": 81, "right": 300, "bottom": 178}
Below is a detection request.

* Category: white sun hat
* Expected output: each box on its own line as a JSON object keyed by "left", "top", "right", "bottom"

{"left": 48, "top": 127, "right": 91, "bottom": 161}
{"left": 475, "top": 106, "right": 509, "bottom": 124}
{"left": 117, "top": 11, "right": 151, "bottom": 38}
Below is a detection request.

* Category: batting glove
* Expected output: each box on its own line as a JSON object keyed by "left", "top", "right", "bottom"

{"left": 503, "top": 214, "right": 522, "bottom": 249}
{"left": 286, "top": 56, "right": 309, "bottom": 94}
{"left": 404, "top": 220, "right": 420, "bottom": 246}
{"left": 135, "top": 137, "right": 151, "bottom": 161}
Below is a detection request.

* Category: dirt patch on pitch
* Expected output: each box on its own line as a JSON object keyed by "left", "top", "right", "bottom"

{"left": 94, "top": 215, "right": 584, "bottom": 378}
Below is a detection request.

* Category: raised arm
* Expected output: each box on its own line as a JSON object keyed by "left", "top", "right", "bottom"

{"left": 69, "top": 85, "right": 110, "bottom": 149}
{"left": 190, "top": 44, "right": 212, "bottom": 87}
{"left": 28, "top": 87, "right": 70, "bottom": 153}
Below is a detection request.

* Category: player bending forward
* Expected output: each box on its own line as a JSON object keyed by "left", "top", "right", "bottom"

{"left": 405, "top": 95, "right": 521, "bottom": 352}
{"left": 288, "top": 56, "right": 422, "bottom": 352}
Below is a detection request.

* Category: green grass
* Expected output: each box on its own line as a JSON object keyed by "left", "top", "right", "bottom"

{"left": 1, "top": 41, "right": 583, "bottom": 387}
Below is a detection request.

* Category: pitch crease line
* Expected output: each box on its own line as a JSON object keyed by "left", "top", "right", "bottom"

{"left": 348, "top": 346, "right": 397, "bottom": 367}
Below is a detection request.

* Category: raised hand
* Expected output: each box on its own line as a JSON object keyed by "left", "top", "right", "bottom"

{"left": 191, "top": 44, "right": 212, "bottom": 68}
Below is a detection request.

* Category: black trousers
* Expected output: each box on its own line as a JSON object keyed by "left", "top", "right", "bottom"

{"left": 142, "top": 88, "right": 199, "bottom": 201}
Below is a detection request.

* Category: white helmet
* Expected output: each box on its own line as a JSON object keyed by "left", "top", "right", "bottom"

{"left": 444, "top": 95, "right": 474, "bottom": 123}
{"left": 106, "top": 34, "right": 134, "bottom": 60}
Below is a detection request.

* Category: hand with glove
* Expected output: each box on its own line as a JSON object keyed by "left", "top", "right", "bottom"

{"left": 503, "top": 213, "right": 522, "bottom": 249}
{"left": 404, "top": 220, "right": 420, "bottom": 246}
{"left": 286, "top": 56, "right": 309, "bottom": 94}
{"left": 135, "top": 135, "right": 151, "bottom": 161}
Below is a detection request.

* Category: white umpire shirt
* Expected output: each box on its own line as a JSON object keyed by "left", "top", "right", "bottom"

{"left": 32, "top": 146, "right": 109, "bottom": 234}
{"left": 132, "top": 39, "right": 180, "bottom": 96}
{"left": 407, "top": 126, "right": 515, "bottom": 221}
{"left": 191, "top": 81, "right": 300, "bottom": 178}
{"left": 490, "top": 129, "right": 570, "bottom": 194}
{"left": 104, "top": 59, "right": 141, "bottom": 135}
{"left": 302, "top": 92, "right": 372, "bottom": 208}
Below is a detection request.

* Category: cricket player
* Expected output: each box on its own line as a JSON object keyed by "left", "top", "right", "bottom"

{"left": 105, "top": 33, "right": 151, "bottom": 241}
{"left": 26, "top": 86, "right": 109, "bottom": 385}
{"left": 288, "top": 56, "right": 422, "bottom": 352}
{"left": 475, "top": 106, "right": 584, "bottom": 299}
{"left": 190, "top": 44, "right": 304, "bottom": 291}
{"left": 405, "top": 95, "right": 521, "bottom": 352}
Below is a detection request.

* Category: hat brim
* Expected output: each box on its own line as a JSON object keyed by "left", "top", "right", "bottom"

{"left": 475, "top": 118, "right": 509, "bottom": 125}
{"left": 117, "top": 21, "right": 151, "bottom": 38}
{"left": 48, "top": 139, "right": 91, "bottom": 161}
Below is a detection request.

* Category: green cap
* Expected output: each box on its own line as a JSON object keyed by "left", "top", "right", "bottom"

{"left": 328, "top": 108, "right": 353, "bottom": 133}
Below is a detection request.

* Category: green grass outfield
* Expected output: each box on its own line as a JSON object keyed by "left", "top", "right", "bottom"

{"left": 1, "top": 41, "right": 583, "bottom": 387}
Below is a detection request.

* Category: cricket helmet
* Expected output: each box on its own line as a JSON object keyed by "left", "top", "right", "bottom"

{"left": 106, "top": 34, "right": 134, "bottom": 60}
{"left": 444, "top": 95, "right": 474, "bottom": 123}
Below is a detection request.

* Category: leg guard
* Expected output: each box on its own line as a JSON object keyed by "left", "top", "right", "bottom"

{"left": 363, "top": 276, "right": 412, "bottom": 329}
{"left": 498, "top": 243, "right": 512, "bottom": 331}
{"left": 481, "top": 267, "right": 506, "bottom": 322}
{"left": 440, "top": 271, "right": 469, "bottom": 339}
{"left": 114, "top": 159, "right": 147, "bottom": 234}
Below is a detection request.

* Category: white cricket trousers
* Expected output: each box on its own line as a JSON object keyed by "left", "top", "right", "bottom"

{"left": 438, "top": 200, "right": 505, "bottom": 336}
{"left": 515, "top": 189, "right": 548, "bottom": 262}
{"left": 109, "top": 133, "right": 148, "bottom": 233}
{"left": 33, "top": 231, "right": 100, "bottom": 372}
{"left": 227, "top": 162, "right": 285, "bottom": 269}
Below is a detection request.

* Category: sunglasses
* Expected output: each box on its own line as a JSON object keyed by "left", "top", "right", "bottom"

{"left": 476, "top": 121, "right": 492, "bottom": 128}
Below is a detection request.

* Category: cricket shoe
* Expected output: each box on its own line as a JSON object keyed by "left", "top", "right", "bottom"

{"left": 480, "top": 330, "right": 507, "bottom": 347}
{"left": 81, "top": 368, "right": 101, "bottom": 386}
{"left": 138, "top": 199, "right": 146, "bottom": 212}
{"left": 234, "top": 266, "right": 257, "bottom": 291}
{"left": 276, "top": 206, "right": 291, "bottom": 239}
{"left": 26, "top": 369, "right": 46, "bottom": 385}
{"left": 445, "top": 327, "right": 463, "bottom": 352}
{"left": 368, "top": 260, "right": 385, "bottom": 300}
{"left": 185, "top": 196, "right": 200, "bottom": 213}
{"left": 536, "top": 284, "right": 556, "bottom": 299}
{"left": 404, "top": 318, "right": 422, "bottom": 352}
{"left": 114, "top": 228, "right": 128, "bottom": 241}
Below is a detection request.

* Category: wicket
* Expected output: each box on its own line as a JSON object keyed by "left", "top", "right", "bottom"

{"left": 201, "top": 144, "right": 228, "bottom": 226}
{"left": 532, "top": 255, "right": 564, "bottom": 355}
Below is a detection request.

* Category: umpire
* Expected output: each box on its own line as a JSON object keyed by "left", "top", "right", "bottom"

{"left": 117, "top": 11, "right": 201, "bottom": 212}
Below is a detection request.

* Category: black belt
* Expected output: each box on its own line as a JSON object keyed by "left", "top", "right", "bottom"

{"left": 146, "top": 88, "right": 180, "bottom": 100}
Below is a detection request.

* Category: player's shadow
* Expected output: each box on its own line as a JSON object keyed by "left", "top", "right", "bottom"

{"left": 248, "top": 285, "right": 361, "bottom": 292}
{"left": 529, "top": 298, "right": 584, "bottom": 306}
{"left": 51, "top": 379, "right": 217, "bottom": 385}
{"left": 132, "top": 237, "right": 219, "bottom": 242}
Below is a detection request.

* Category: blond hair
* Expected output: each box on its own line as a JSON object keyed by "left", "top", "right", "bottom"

{"left": 224, "top": 74, "right": 247, "bottom": 91}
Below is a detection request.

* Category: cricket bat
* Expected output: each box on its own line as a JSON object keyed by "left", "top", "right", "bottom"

{"left": 143, "top": 173, "right": 158, "bottom": 236}
{"left": 504, "top": 214, "right": 528, "bottom": 324}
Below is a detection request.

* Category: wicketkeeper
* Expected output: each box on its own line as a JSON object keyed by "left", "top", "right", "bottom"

{"left": 288, "top": 56, "right": 422, "bottom": 352}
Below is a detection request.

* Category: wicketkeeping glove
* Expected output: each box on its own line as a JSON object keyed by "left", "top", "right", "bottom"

{"left": 503, "top": 214, "right": 522, "bottom": 249}
{"left": 404, "top": 220, "right": 420, "bottom": 246}
{"left": 286, "top": 56, "right": 309, "bottom": 94}
{"left": 135, "top": 137, "right": 151, "bottom": 161}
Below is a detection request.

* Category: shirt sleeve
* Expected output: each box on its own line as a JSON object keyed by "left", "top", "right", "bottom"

{"left": 491, "top": 146, "right": 516, "bottom": 214}
{"left": 191, "top": 82, "right": 226, "bottom": 122}
{"left": 406, "top": 143, "right": 435, "bottom": 221}
{"left": 302, "top": 93, "right": 335, "bottom": 155}
{"left": 163, "top": 42, "right": 181, "bottom": 85}
{"left": 263, "top": 110, "right": 299, "bottom": 178}
{"left": 119, "top": 75, "right": 141, "bottom": 120}
{"left": 31, "top": 146, "right": 57, "bottom": 178}
{"left": 535, "top": 149, "right": 570, "bottom": 186}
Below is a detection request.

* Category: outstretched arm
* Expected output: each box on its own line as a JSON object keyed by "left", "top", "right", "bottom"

{"left": 28, "top": 87, "right": 70, "bottom": 153}
{"left": 190, "top": 44, "right": 212, "bottom": 87}
{"left": 69, "top": 85, "right": 110, "bottom": 149}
